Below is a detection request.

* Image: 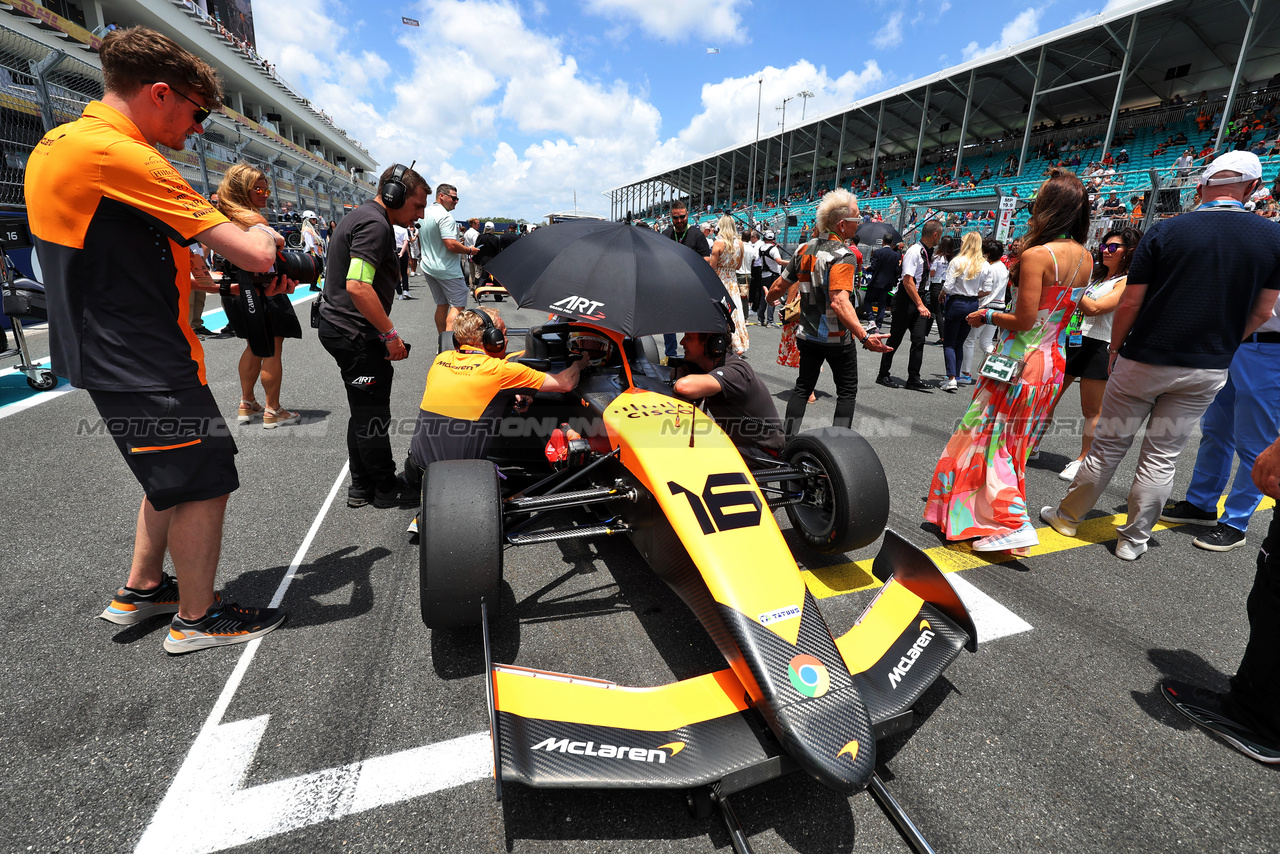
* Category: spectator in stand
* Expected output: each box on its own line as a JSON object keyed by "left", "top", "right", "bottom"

{"left": 938, "top": 231, "right": 993, "bottom": 392}
{"left": 1041, "top": 152, "right": 1280, "bottom": 561}
{"left": 864, "top": 235, "right": 900, "bottom": 330}
{"left": 1160, "top": 296, "right": 1279, "bottom": 552}
{"left": 926, "top": 169, "right": 1093, "bottom": 554}
{"left": 960, "top": 239, "right": 1008, "bottom": 384}
{"left": 1044, "top": 227, "right": 1141, "bottom": 482}
{"left": 1116, "top": 148, "right": 1130, "bottom": 165}
{"left": 661, "top": 202, "right": 710, "bottom": 359}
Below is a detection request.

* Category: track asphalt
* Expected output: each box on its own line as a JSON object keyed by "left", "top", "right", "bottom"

{"left": 2, "top": 277, "right": 1276, "bottom": 854}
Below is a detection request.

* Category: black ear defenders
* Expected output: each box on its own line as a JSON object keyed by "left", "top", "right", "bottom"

{"left": 380, "top": 160, "right": 415, "bottom": 209}
{"left": 705, "top": 299, "right": 733, "bottom": 358}
{"left": 453, "top": 308, "right": 506, "bottom": 352}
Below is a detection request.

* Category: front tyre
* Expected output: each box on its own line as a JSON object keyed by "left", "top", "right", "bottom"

{"left": 782, "top": 428, "right": 889, "bottom": 554}
{"left": 419, "top": 460, "right": 503, "bottom": 629}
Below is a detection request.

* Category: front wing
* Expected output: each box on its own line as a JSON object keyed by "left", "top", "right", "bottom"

{"left": 490, "top": 533, "right": 975, "bottom": 791}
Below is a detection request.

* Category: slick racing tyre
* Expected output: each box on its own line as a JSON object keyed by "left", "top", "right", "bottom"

{"left": 419, "top": 459, "right": 504, "bottom": 629}
{"left": 782, "top": 427, "right": 889, "bottom": 554}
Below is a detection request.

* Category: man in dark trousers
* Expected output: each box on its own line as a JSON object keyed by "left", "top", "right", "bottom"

{"left": 877, "top": 220, "right": 943, "bottom": 390}
{"left": 661, "top": 201, "right": 710, "bottom": 359}
{"left": 863, "top": 235, "right": 901, "bottom": 329}
{"left": 1161, "top": 434, "right": 1280, "bottom": 764}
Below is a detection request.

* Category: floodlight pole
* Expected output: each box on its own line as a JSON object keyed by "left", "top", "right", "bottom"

{"left": 748, "top": 78, "right": 762, "bottom": 225}
{"left": 777, "top": 95, "right": 793, "bottom": 205}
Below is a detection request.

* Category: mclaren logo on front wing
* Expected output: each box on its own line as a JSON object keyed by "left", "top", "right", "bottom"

{"left": 530, "top": 737, "right": 685, "bottom": 763}
{"left": 888, "top": 620, "right": 936, "bottom": 689}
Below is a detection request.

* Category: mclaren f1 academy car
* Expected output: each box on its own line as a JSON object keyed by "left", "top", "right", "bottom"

{"left": 418, "top": 320, "right": 978, "bottom": 854}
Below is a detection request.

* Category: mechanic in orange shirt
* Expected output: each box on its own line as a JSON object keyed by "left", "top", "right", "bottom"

{"left": 404, "top": 308, "right": 582, "bottom": 488}
{"left": 25, "top": 27, "right": 293, "bottom": 653}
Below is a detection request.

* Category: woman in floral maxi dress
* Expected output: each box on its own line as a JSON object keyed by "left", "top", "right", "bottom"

{"left": 708, "top": 215, "right": 748, "bottom": 354}
{"left": 924, "top": 170, "right": 1094, "bottom": 554}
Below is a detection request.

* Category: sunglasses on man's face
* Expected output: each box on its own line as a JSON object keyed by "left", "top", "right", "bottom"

{"left": 671, "top": 214, "right": 688, "bottom": 220}
{"left": 145, "top": 81, "right": 211, "bottom": 124}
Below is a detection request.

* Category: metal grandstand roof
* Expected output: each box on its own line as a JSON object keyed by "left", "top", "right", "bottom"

{"left": 609, "top": 0, "right": 1280, "bottom": 217}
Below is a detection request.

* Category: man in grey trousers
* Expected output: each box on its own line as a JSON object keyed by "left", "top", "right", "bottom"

{"left": 1040, "top": 151, "right": 1280, "bottom": 560}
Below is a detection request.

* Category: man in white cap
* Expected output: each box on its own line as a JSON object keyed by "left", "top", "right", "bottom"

{"left": 1041, "top": 151, "right": 1280, "bottom": 561}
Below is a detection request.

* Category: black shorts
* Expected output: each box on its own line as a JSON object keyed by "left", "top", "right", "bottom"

{"left": 1064, "top": 336, "right": 1110, "bottom": 381}
{"left": 87, "top": 385, "right": 239, "bottom": 511}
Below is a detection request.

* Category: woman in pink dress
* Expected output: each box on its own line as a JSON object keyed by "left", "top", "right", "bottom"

{"left": 924, "top": 169, "right": 1093, "bottom": 554}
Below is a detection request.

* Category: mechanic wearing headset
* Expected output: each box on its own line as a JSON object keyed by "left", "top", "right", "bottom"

{"left": 673, "top": 325, "right": 786, "bottom": 455}
{"left": 404, "top": 308, "right": 582, "bottom": 489}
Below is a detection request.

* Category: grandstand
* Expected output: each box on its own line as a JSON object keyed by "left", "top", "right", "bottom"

{"left": 608, "top": 0, "right": 1280, "bottom": 244}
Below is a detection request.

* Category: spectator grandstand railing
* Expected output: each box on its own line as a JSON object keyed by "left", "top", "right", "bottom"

{"left": 0, "top": 19, "right": 372, "bottom": 220}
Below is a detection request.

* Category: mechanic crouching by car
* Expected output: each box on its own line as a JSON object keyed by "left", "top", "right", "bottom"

{"left": 673, "top": 328, "right": 786, "bottom": 457}
{"left": 403, "top": 308, "right": 583, "bottom": 489}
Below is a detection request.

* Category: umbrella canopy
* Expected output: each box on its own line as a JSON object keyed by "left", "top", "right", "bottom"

{"left": 483, "top": 220, "right": 730, "bottom": 337}
{"left": 853, "top": 221, "right": 904, "bottom": 248}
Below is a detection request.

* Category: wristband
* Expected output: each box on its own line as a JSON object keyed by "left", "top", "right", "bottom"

{"left": 378, "top": 328, "right": 399, "bottom": 342}
{"left": 984, "top": 309, "right": 997, "bottom": 326}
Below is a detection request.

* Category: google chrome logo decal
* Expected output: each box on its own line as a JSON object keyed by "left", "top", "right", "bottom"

{"left": 787, "top": 654, "right": 830, "bottom": 698}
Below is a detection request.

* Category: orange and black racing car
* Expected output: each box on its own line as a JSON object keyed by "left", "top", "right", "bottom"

{"left": 417, "top": 318, "right": 979, "bottom": 854}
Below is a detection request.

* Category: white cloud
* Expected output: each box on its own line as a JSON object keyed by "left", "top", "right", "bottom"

{"left": 581, "top": 0, "right": 750, "bottom": 44}
{"left": 674, "top": 60, "right": 885, "bottom": 158}
{"left": 961, "top": 8, "right": 1044, "bottom": 62}
{"left": 253, "top": 0, "right": 884, "bottom": 220}
{"left": 872, "top": 12, "right": 904, "bottom": 49}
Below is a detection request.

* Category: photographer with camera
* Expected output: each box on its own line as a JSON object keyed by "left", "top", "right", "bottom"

{"left": 26, "top": 26, "right": 293, "bottom": 653}
{"left": 216, "top": 164, "right": 303, "bottom": 428}
{"left": 319, "top": 163, "right": 430, "bottom": 509}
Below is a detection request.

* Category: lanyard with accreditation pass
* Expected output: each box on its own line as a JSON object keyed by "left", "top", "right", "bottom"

{"left": 1195, "top": 199, "right": 1247, "bottom": 212}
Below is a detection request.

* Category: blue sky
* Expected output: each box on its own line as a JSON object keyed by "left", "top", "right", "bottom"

{"left": 254, "top": 0, "right": 1122, "bottom": 220}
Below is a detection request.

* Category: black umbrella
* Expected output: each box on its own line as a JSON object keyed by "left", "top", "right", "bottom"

{"left": 483, "top": 220, "right": 730, "bottom": 337}
{"left": 854, "top": 221, "right": 903, "bottom": 248}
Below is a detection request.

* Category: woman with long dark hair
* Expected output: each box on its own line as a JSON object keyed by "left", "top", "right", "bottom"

{"left": 1045, "top": 226, "right": 1142, "bottom": 481}
{"left": 924, "top": 169, "right": 1094, "bottom": 553}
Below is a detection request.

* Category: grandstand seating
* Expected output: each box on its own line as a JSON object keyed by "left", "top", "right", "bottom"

{"left": 637, "top": 96, "right": 1280, "bottom": 245}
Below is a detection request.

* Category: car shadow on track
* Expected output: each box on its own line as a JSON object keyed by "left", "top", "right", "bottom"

{"left": 500, "top": 775, "right": 858, "bottom": 853}
{"left": 1130, "top": 647, "right": 1231, "bottom": 731}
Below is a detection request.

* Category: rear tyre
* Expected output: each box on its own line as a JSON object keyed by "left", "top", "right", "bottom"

{"left": 782, "top": 427, "right": 889, "bottom": 554}
{"left": 419, "top": 460, "right": 503, "bottom": 629}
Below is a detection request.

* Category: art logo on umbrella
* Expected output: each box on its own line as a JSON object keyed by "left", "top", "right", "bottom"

{"left": 549, "top": 295, "right": 607, "bottom": 320}
{"left": 787, "top": 653, "right": 830, "bottom": 698}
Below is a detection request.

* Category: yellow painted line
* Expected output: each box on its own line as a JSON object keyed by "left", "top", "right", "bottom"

{"left": 803, "top": 496, "right": 1275, "bottom": 600}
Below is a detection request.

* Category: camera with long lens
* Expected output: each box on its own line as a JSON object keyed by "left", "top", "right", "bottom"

{"left": 216, "top": 250, "right": 323, "bottom": 357}
{"left": 218, "top": 249, "right": 323, "bottom": 287}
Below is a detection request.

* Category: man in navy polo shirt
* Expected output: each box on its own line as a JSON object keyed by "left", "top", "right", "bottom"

{"left": 1041, "top": 151, "right": 1280, "bottom": 561}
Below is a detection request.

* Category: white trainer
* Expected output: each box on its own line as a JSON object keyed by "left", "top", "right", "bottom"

{"left": 973, "top": 523, "right": 1040, "bottom": 552}
{"left": 1039, "top": 505, "right": 1078, "bottom": 537}
{"left": 1058, "top": 459, "right": 1082, "bottom": 481}
{"left": 1115, "top": 539, "right": 1148, "bottom": 561}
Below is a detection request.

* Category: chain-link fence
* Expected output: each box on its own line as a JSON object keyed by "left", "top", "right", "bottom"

{"left": 0, "top": 20, "right": 372, "bottom": 218}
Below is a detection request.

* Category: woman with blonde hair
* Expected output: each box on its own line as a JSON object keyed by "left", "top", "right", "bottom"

{"left": 939, "top": 230, "right": 993, "bottom": 391}
{"left": 217, "top": 163, "right": 302, "bottom": 428}
{"left": 707, "top": 214, "right": 748, "bottom": 354}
